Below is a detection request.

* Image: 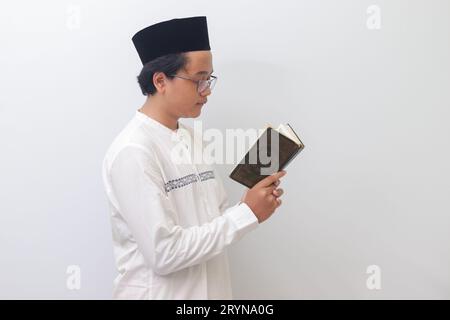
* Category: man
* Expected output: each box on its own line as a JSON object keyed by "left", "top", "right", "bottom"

{"left": 102, "top": 16, "right": 286, "bottom": 299}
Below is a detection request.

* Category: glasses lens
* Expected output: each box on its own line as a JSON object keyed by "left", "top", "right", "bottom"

{"left": 198, "top": 77, "right": 217, "bottom": 93}
{"left": 209, "top": 77, "right": 216, "bottom": 91}
{"left": 198, "top": 80, "right": 208, "bottom": 93}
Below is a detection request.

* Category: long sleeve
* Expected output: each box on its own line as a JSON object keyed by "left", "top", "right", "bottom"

{"left": 109, "top": 144, "right": 259, "bottom": 276}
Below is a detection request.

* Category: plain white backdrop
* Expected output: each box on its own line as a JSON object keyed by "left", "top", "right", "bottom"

{"left": 0, "top": 0, "right": 449, "bottom": 299}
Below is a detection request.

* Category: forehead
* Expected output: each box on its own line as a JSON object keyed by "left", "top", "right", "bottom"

{"left": 184, "top": 50, "right": 213, "bottom": 75}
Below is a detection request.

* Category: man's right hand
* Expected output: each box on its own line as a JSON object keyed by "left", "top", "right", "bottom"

{"left": 241, "top": 170, "right": 287, "bottom": 224}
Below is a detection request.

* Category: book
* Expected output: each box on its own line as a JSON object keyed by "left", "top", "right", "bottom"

{"left": 229, "top": 123, "right": 305, "bottom": 188}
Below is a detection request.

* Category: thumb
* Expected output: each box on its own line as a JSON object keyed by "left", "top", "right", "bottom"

{"left": 255, "top": 170, "right": 286, "bottom": 188}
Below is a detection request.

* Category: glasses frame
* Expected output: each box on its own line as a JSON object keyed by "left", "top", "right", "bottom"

{"left": 169, "top": 74, "right": 217, "bottom": 93}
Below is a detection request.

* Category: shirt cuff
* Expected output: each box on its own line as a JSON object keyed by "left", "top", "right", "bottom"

{"left": 226, "top": 201, "right": 259, "bottom": 238}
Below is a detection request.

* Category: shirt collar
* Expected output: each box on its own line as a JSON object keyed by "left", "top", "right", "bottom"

{"left": 135, "top": 109, "right": 182, "bottom": 137}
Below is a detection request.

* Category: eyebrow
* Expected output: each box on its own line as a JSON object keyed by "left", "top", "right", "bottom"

{"left": 195, "top": 70, "right": 214, "bottom": 75}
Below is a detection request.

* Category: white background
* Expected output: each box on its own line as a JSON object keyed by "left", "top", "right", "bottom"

{"left": 0, "top": 0, "right": 449, "bottom": 299}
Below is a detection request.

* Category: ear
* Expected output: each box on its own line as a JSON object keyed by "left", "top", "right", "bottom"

{"left": 153, "top": 72, "right": 168, "bottom": 94}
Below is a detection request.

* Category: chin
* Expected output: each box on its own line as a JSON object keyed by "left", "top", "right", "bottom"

{"left": 181, "top": 104, "right": 203, "bottom": 118}
{"left": 181, "top": 112, "right": 201, "bottom": 119}
{"left": 191, "top": 106, "right": 203, "bottom": 118}
{"left": 191, "top": 111, "right": 202, "bottom": 118}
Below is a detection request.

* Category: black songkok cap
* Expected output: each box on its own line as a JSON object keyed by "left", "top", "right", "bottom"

{"left": 132, "top": 16, "right": 211, "bottom": 65}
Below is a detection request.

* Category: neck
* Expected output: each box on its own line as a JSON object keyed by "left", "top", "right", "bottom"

{"left": 138, "top": 95, "right": 179, "bottom": 131}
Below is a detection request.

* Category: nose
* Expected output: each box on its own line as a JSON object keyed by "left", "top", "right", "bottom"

{"left": 200, "top": 86, "right": 212, "bottom": 97}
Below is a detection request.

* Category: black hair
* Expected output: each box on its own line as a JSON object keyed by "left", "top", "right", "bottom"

{"left": 137, "top": 52, "right": 188, "bottom": 96}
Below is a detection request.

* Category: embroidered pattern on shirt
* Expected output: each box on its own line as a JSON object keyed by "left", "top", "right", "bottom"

{"left": 164, "top": 170, "right": 215, "bottom": 193}
{"left": 198, "top": 170, "right": 215, "bottom": 182}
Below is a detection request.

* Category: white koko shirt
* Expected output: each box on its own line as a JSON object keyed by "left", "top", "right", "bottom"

{"left": 101, "top": 110, "right": 259, "bottom": 299}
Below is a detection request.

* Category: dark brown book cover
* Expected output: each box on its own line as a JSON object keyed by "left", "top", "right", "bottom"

{"left": 229, "top": 124, "right": 305, "bottom": 188}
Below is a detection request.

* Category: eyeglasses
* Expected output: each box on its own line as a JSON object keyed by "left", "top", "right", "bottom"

{"left": 169, "top": 74, "right": 217, "bottom": 93}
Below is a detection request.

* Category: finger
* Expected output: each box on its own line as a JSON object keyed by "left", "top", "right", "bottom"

{"left": 267, "top": 180, "right": 279, "bottom": 192}
{"left": 276, "top": 197, "right": 282, "bottom": 208}
{"left": 272, "top": 188, "right": 284, "bottom": 197}
{"left": 267, "top": 184, "right": 277, "bottom": 194}
{"left": 267, "top": 193, "right": 277, "bottom": 201}
{"left": 256, "top": 170, "right": 286, "bottom": 188}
